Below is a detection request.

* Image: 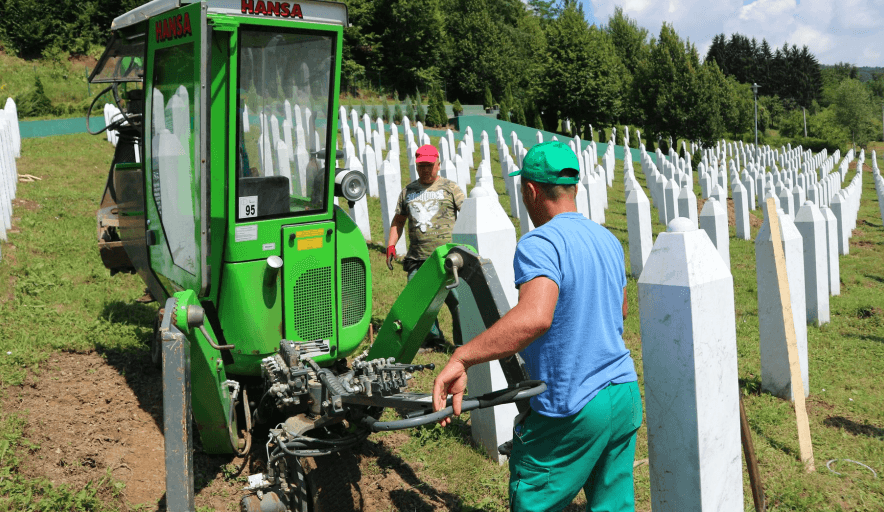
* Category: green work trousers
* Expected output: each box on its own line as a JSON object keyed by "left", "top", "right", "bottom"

{"left": 508, "top": 381, "right": 643, "bottom": 512}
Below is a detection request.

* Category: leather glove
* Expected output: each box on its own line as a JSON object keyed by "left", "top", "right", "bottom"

{"left": 386, "top": 245, "right": 396, "bottom": 270}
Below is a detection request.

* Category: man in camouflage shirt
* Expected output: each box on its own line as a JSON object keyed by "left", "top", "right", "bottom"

{"left": 386, "top": 144, "right": 466, "bottom": 347}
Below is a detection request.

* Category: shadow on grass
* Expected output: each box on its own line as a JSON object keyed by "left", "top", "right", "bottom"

{"left": 100, "top": 300, "right": 156, "bottom": 328}
{"left": 823, "top": 416, "right": 884, "bottom": 439}
{"left": 863, "top": 274, "right": 884, "bottom": 285}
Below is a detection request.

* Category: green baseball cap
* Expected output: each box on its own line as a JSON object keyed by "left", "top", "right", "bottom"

{"left": 509, "top": 141, "right": 580, "bottom": 185}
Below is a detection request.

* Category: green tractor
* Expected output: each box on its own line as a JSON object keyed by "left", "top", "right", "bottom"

{"left": 88, "top": 1, "right": 542, "bottom": 510}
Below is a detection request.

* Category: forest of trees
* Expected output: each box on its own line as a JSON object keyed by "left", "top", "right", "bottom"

{"left": 1, "top": 0, "right": 882, "bottom": 147}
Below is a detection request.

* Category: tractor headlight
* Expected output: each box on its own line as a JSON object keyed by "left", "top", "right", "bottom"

{"left": 334, "top": 169, "right": 367, "bottom": 203}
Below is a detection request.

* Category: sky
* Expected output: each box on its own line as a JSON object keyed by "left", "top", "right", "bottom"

{"left": 584, "top": 0, "right": 884, "bottom": 67}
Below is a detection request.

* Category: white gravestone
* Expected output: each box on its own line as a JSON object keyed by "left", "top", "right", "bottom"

{"left": 4, "top": 98, "right": 20, "bottom": 158}
{"left": 829, "top": 192, "right": 849, "bottom": 255}
{"left": 363, "top": 145, "right": 379, "bottom": 198}
{"left": 372, "top": 129, "right": 385, "bottom": 171}
{"left": 700, "top": 197, "right": 730, "bottom": 268}
{"left": 794, "top": 202, "right": 830, "bottom": 326}
{"left": 576, "top": 182, "right": 590, "bottom": 219}
{"left": 276, "top": 140, "right": 294, "bottom": 195}
{"left": 378, "top": 161, "right": 406, "bottom": 255}
{"left": 625, "top": 186, "right": 653, "bottom": 278}
{"left": 756, "top": 207, "right": 809, "bottom": 400}
{"left": 819, "top": 206, "right": 840, "bottom": 296}
{"left": 733, "top": 181, "right": 751, "bottom": 240}
{"left": 663, "top": 179, "right": 680, "bottom": 226}
{"left": 514, "top": 176, "right": 535, "bottom": 235}
{"left": 677, "top": 185, "right": 698, "bottom": 228}
{"left": 638, "top": 218, "right": 744, "bottom": 512}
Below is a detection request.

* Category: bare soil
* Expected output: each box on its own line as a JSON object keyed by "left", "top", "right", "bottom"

{"left": 7, "top": 351, "right": 455, "bottom": 511}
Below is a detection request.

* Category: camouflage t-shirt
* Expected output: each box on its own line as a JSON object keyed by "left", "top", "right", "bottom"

{"left": 395, "top": 177, "right": 466, "bottom": 261}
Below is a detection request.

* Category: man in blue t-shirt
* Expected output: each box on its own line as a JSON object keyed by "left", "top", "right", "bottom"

{"left": 433, "top": 141, "right": 642, "bottom": 511}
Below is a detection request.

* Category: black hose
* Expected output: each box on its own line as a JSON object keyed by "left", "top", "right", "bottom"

{"left": 305, "top": 358, "right": 351, "bottom": 397}
{"left": 86, "top": 85, "right": 114, "bottom": 135}
{"left": 365, "top": 380, "right": 547, "bottom": 431}
{"left": 252, "top": 390, "right": 272, "bottom": 425}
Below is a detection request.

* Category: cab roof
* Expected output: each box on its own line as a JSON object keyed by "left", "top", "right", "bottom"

{"left": 112, "top": 0, "right": 348, "bottom": 31}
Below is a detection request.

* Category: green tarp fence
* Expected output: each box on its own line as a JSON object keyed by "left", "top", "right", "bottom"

{"left": 19, "top": 112, "right": 652, "bottom": 163}
{"left": 19, "top": 116, "right": 107, "bottom": 139}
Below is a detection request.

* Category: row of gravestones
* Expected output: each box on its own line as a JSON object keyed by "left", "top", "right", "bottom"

{"left": 457, "top": 133, "right": 866, "bottom": 509}
{"left": 0, "top": 99, "right": 21, "bottom": 261}
{"left": 333, "top": 117, "right": 870, "bottom": 512}
{"left": 626, "top": 142, "right": 867, "bottom": 510}
{"left": 637, "top": 140, "right": 862, "bottom": 329}
{"left": 342, "top": 117, "right": 881, "bottom": 509}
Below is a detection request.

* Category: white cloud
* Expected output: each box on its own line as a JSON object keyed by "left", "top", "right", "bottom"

{"left": 586, "top": 0, "right": 884, "bottom": 65}
{"left": 788, "top": 25, "right": 834, "bottom": 54}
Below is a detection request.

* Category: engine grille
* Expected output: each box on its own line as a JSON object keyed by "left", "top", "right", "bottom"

{"left": 341, "top": 257, "right": 366, "bottom": 327}
{"left": 292, "top": 266, "right": 333, "bottom": 341}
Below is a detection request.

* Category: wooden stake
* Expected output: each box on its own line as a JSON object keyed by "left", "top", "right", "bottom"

{"left": 764, "top": 197, "right": 815, "bottom": 472}
{"left": 740, "top": 395, "right": 765, "bottom": 511}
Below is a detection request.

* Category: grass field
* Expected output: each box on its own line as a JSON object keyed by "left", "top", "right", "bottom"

{"left": 0, "top": 131, "right": 882, "bottom": 511}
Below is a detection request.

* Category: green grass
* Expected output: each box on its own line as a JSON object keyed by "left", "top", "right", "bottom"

{"left": 0, "top": 52, "right": 109, "bottom": 120}
{"left": 1, "top": 130, "right": 883, "bottom": 510}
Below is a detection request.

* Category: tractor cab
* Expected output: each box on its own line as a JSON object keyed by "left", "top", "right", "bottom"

{"left": 91, "top": 0, "right": 371, "bottom": 376}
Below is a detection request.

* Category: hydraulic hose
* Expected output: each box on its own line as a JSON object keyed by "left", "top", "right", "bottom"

{"left": 363, "top": 380, "right": 547, "bottom": 432}
{"left": 305, "top": 358, "right": 351, "bottom": 397}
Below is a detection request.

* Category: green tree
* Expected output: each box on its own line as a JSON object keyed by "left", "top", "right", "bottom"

{"left": 484, "top": 86, "right": 494, "bottom": 109}
{"left": 405, "top": 95, "right": 415, "bottom": 121}
{"left": 446, "top": 0, "right": 542, "bottom": 105}
{"left": 605, "top": 7, "right": 649, "bottom": 75}
{"left": 452, "top": 99, "right": 463, "bottom": 116}
{"left": 633, "top": 23, "right": 697, "bottom": 142}
{"left": 539, "top": 4, "right": 625, "bottom": 138}
{"left": 832, "top": 78, "right": 877, "bottom": 146}
{"left": 0, "top": 0, "right": 141, "bottom": 57}
{"left": 425, "top": 84, "right": 447, "bottom": 127}
{"left": 369, "top": 0, "right": 447, "bottom": 96}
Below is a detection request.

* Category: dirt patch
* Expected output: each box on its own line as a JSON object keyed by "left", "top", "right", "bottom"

{"left": 11, "top": 198, "right": 40, "bottom": 211}
{"left": 69, "top": 54, "right": 99, "bottom": 70}
{"left": 6, "top": 351, "right": 461, "bottom": 511}
{"left": 696, "top": 197, "right": 763, "bottom": 229}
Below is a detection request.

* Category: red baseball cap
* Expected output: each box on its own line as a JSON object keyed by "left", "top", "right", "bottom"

{"left": 415, "top": 144, "right": 439, "bottom": 164}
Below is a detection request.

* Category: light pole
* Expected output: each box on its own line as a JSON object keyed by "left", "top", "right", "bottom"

{"left": 751, "top": 83, "right": 760, "bottom": 149}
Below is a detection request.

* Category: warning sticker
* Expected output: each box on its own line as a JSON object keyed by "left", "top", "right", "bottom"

{"left": 234, "top": 224, "right": 258, "bottom": 242}
{"left": 297, "top": 229, "right": 324, "bottom": 239}
{"left": 297, "top": 237, "right": 323, "bottom": 251}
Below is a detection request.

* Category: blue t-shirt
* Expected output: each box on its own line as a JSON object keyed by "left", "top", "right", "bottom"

{"left": 514, "top": 212, "right": 637, "bottom": 418}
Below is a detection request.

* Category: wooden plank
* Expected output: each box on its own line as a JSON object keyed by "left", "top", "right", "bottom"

{"left": 764, "top": 197, "right": 815, "bottom": 472}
